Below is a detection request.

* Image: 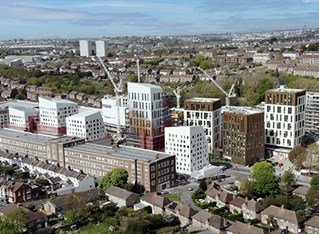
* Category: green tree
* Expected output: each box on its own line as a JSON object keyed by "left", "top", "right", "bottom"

{"left": 281, "top": 171, "right": 296, "bottom": 186}
{"left": 306, "top": 185, "right": 319, "bottom": 208}
{"left": 0, "top": 208, "right": 26, "bottom": 234}
{"left": 239, "top": 178, "right": 255, "bottom": 197}
{"left": 98, "top": 168, "right": 129, "bottom": 193}
{"left": 252, "top": 162, "right": 279, "bottom": 197}
{"left": 311, "top": 175, "right": 319, "bottom": 187}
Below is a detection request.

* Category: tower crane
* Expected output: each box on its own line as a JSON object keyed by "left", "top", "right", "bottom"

{"left": 198, "top": 67, "right": 236, "bottom": 107}
{"left": 97, "top": 56, "right": 123, "bottom": 140}
{"left": 173, "top": 87, "right": 181, "bottom": 108}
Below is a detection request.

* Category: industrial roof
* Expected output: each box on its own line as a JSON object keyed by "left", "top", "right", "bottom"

{"left": 0, "top": 100, "right": 39, "bottom": 110}
{"left": 185, "top": 97, "right": 220, "bottom": 103}
{"left": 0, "top": 128, "right": 54, "bottom": 144}
{"left": 222, "top": 106, "right": 264, "bottom": 115}
{"left": 67, "top": 143, "right": 173, "bottom": 163}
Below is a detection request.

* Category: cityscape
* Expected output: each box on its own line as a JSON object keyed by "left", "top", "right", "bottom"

{"left": 1, "top": 1, "right": 319, "bottom": 234}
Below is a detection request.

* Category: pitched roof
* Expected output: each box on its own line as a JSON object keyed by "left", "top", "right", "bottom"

{"left": 243, "top": 199, "right": 264, "bottom": 213}
{"left": 261, "top": 205, "right": 305, "bottom": 224}
{"left": 0, "top": 204, "right": 46, "bottom": 223}
{"left": 293, "top": 186, "right": 309, "bottom": 196}
{"left": 141, "top": 192, "right": 170, "bottom": 208}
{"left": 226, "top": 221, "right": 266, "bottom": 234}
{"left": 205, "top": 187, "right": 220, "bottom": 198}
{"left": 175, "top": 203, "right": 198, "bottom": 218}
{"left": 305, "top": 216, "right": 319, "bottom": 228}
{"left": 218, "top": 191, "right": 233, "bottom": 204}
{"left": 105, "top": 185, "right": 138, "bottom": 200}
{"left": 207, "top": 214, "right": 229, "bottom": 230}
{"left": 191, "top": 210, "right": 212, "bottom": 223}
{"left": 234, "top": 174, "right": 249, "bottom": 183}
{"left": 230, "top": 197, "right": 246, "bottom": 208}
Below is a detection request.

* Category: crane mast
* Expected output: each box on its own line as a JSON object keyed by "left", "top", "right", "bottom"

{"left": 97, "top": 56, "right": 123, "bottom": 140}
{"left": 198, "top": 67, "right": 236, "bottom": 106}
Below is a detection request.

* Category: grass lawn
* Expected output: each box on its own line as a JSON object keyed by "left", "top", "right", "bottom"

{"left": 164, "top": 193, "right": 181, "bottom": 202}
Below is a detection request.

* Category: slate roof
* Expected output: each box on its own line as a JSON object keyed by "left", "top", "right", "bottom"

{"left": 305, "top": 216, "right": 319, "bottom": 228}
{"left": 141, "top": 192, "right": 170, "bottom": 208}
{"left": 261, "top": 205, "right": 305, "bottom": 224}
{"left": 105, "top": 185, "right": 138, "bottom": 200}
{"left": 226, "top": 221, "right": 267, "bottom": 234}
{"left": 207, "top": 214, "right": 229, "bottom": 230}
{"left": 230, "top": 197, "right": 246, "bottom": 208}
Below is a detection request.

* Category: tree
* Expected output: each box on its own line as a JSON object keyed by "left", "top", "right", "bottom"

{"left": 98, "top": 168, "right": 128, "bottom": 193}
{"left": 252, "top": 162, "right": 279, "bottom": 197}
{"left": 281, "top": 171, "right": 296, "bottom": 186}
{"left": 288, "top": 146, "right": 307, "bottom": 169}
{"left": 199, "top": 179, "right": 207, "bottom": 191}
{"left": 239, "top": 178, "right": 254, "bottom": 197}
{"left": 0, "top": 208, "right": 26, "bottom": 234}
{"left": 310, "top": 175, "right": 319, "bottom": 187}
{"left": 306, "top": 185, "right": 319, "bottom": 208}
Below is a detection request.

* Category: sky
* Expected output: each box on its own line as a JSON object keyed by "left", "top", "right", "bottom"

{"left": 0, "top": 0, "right": 318, "bottom": 39}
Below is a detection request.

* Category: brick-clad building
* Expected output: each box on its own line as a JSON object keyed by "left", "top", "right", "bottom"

{"left": 0, "top": 128, "right": 175, "bottom": 192}
{"left": 223, "top": 107, "right": 264, "bottom": 166}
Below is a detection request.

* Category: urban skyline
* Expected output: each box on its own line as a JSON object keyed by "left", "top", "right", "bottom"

{"left": 0, "top": 0, "right": 319, "bottom": 39}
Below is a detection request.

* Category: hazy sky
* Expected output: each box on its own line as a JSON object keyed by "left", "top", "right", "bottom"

{"left": 0, "top": 0, "right": 318, "bottom": 39}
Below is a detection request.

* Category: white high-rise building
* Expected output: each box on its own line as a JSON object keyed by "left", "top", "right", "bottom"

{"left": 305, "top": 92, "right": 319, "bottom": 136}
{"left": 66, "top": 110, "right": 105, "bottom": 141}
{"left": 183, "top": 98, "right": 222, "bottom": 153}
{"left": 79, "top": 40, "right": 93, "bottom": 57}
{"left": 265, "top": 86, "right": 306, "bottom": 150}
{"left": 95, "top": 40, "right": 107, "bottom": 57}
{"left": 127, "top": 82, "right": 166, "bottom": 150}
{"left": 38, "top": 97, "right": 78, "bottom": 135}
{"left": 102, "top": 95, "right": 128, "bottom": 132}
{"left": 165, "top": 126, "right": 208, "bottom": 175}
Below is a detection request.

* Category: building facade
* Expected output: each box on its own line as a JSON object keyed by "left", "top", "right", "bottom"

{"left": 165, "top": 126, "right": 209, "bottom": 175}
{"left": 223, "top": 107, "right": 264, "bottom": 166}
{"left": 37, "top": 97, "right": 78, "bottom": 135}
{"left": 305, "top": 92, "right": 319, "bottom": 136}
{"left": 127, "top": 82, "right": 169, "bottom": 151}
{"left": 265, "top": 86, "right": 306, "bottom": 150}
{"left": 184, "top": 98, "right": 222, "bottom": 153}
{"left": 79, "top": 40, "right": 93, "bottom": 57}
{"left": 66, "top": 110, "right": 105, "bottom": 141}
{"left": 95, "top": 40, "right": 107, "bottom": 57}
{"left": 7, "top": 107, "right": 38, "bottom": 131}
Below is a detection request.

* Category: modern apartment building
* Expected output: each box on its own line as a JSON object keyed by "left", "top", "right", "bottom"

{"left": 66, "top": 110, "right": 105, "bottom": 141}
{"left": 0, "top": 128, "right": 175, "bottom": 192}
{"left": 95, "top": 40, "right": 107, "bottom": 57}
{"left": 305, "top": 92, "right": 319, "bottom": 136}
{"left": 37, "top": 97, "right": 78, "bottom": 135}
{"left": 183, "top": 98, "right": 222, "bottom": 153}
{"left": 0, "top": 107, "right": 8, "bottom": 128}
{"left": 165, "top": 126, "right": 209, "bottom": 175}
{"left": 79, "top": 40, "right": 94, "bottom": 57}
{"left": 102, "top": 95, "right": 128, "bottom": 133}
{"left": 223, "top": 107, "right": 264, "bottom": 166}
{"left": 7, "top": 106, "right": 38, "bottom": 131}
{"left": 127, "top": 82, "right": 170, "bottom": 151}
{"left": 265, "top": 86, "right": 306, "bottom": 150}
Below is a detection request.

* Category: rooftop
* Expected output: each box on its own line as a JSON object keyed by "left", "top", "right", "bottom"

{"left": 128, "top": 82, "right": 163, "bottom": 90}
{"left": 269, "top": 85, "right": 304, "bottom": 93}
{"left": 67, "top": 143, "right": 173, "bottom": 163}
{"left": 222, "top": 106, "right": 264, "bottom": 115}
{"left": 66, "top": 109, "right": 101, "bottom": 118}
{"left": 185, "top": 97, "right": 221, "bottom": 103}
{"left": 0, "top": 100, "right": 38, "bottom": 110}
{"left": 0, "top": 128, "right": 54, "bottom": 144}
{"left": 39, "top": 96, "right": 77, "bottom": 105}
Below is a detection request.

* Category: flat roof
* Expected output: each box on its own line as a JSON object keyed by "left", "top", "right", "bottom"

{"left": 128, "top": 82, "right": 163, "bottom": 90}
{"left": 222, "top": 106, "right": 264, "bottom": 115}
{"left": 185, "top": 97, "right": 221, "bottom": 103}
{"left": 8, "top": 106, "right": 38, "bottom": 115}
{"left": 39, "top": 96, "right": 77, "bottom": 105}
{"left": 67, "top": 109, "right": 100, "bottom": 118}
{"left": 0, "top": 128, "right": 55, "bottom": 144}
{"left": 68, "top": 143, "right": 173, "bottom": 163}
{"left": 269, "top": 85, "right": 304, "bottom": 93}
{"left": 0, "top": 100, "right": 39, "bottom": 110}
